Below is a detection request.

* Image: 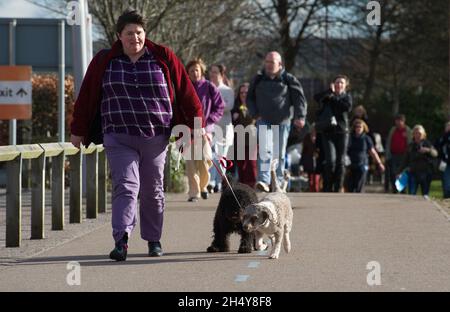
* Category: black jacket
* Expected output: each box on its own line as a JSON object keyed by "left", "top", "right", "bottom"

{"left": 247, "top": 70, "right": 307, "bottom": 125}
{"left": 435, "top": 132, "right": 450, "bottom": 164}
{"left": 314, "top": 89, "right": 352, "bottom": 133}
{"left": 399, "top": 140, "right": 438, "bottom": 174}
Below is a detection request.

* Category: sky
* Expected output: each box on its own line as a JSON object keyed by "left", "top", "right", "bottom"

{"left": 0, "top": 0, "right": 63, "bottom": 18}
{"left": 0, "top": 0, "right": 103, "bottom": 41}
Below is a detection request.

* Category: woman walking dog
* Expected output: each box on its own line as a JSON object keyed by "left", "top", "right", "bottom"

{"left": 70, "top": 10, "right": 203, "bottom": 261}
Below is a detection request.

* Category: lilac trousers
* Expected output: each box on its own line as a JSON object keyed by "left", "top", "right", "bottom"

{"left": 104, "top": 133, "right": 169, "bottom": 243}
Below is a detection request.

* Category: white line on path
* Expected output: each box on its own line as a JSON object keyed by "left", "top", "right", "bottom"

{"left": 248, "top": 261, "right": 260, "bottom": 268}
{"left": 235, "top": 275, "right": 250, "bottom": 282}
{"left": 235, "top": 240, "right": 270, "bottom": 283}
{"left": 257, "top": 250, "right": 268, "bottom": 256}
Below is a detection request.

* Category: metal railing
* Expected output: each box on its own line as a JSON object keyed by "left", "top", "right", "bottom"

{"left": 0, "top": 143, "right": 107, "bottom": 247}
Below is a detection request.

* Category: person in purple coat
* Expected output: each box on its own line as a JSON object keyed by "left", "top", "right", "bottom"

{"left": 185, "top": 58, "right": 224, "bottom": 202}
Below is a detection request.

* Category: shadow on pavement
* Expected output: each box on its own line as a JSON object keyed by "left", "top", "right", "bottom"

{"left": 15, "top": 251, "right": 262, "bottom": 267}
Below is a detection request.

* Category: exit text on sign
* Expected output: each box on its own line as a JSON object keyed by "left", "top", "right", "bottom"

{"left": 0, "top": 66, "right": 32, "bottom": 120}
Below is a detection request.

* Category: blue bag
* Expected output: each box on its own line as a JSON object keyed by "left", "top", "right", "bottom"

{"left": 395, "top": 171, "right": 409, "bottom": 192}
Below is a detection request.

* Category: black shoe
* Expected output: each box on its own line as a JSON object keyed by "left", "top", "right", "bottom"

{"left": 148, "top": 241, "right": 163, "bottom": 257}
{"left": 213, "top": 185, "right": 220, "bottom": 193}
{"left": 188, "top": 197, "right": 199, "bottom": 202}
{"left": 207, "top": 185, "right": 214, "bottom": 194}
{"left": 109, "top": 234, "right": 128, "bottom": 262}
{"left": 201, "top": 191, "right": 209, "bottom": 199}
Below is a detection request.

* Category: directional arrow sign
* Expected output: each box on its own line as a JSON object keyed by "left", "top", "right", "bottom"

{"left": 0, "top": 66, "right": 32, "bottom": 120}
{"left": 16, "top": 88, "right": 28, "bottom": 97}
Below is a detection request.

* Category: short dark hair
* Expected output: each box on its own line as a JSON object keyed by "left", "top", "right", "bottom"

{"left": 116, "top": 10, "right": 146, "bottom": 35}
{"left": 333, "top": 74, "right": 350, "bottom": 90}
{"left": 395, "top": 114, "right": 406, "bottom": 122}
{"left": 334, "top": 74, "right": 349, "bottom": 83}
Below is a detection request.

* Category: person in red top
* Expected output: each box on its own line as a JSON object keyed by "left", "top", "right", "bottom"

{"left": 385, "top": 114, "right": 412, "bottom": 193}
{"left": 70, "top": 10, "right": 203, "bottom": 261}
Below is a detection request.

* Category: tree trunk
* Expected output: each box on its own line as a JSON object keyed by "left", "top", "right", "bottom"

{"left": 277, "top": 0, "right": 295, "bottom": 71}
{"left": 391, "top": 65, "right": 400, "bottom": 116}
{"left": 363, "top": 25, "right": 383, "bottom": 104}
{"left": 284, "top": 45, "right": 297, "bottom": 72}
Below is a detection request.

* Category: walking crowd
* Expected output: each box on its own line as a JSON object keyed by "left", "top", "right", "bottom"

{"left": 184, "top": 56, "right": 449, "bottom": 201}
{"left": 70, "top": 10, "right": 449, "bottom": 261}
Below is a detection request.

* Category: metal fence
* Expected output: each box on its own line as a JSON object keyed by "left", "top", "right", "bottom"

{"left": 0, "top": 143, "right": 107, "bottom": 248}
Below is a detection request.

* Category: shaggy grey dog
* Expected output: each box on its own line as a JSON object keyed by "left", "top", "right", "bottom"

{"left": 242, "top": 160, "right": 293, "bottom": 259}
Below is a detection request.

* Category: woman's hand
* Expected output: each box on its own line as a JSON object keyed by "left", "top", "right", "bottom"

{"left": 377, "top": 163, "right": 385, "bottom": 173}
{"left": 419, "top": 147, "right": 431, "bottom": 154}
{"left": 330, "top": 83, "right": 335, "bottom": 93}
{"left": 70, "top": 135, "right": 84, "bottom": 148}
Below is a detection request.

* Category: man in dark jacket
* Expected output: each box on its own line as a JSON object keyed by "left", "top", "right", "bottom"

{"left": 247, "top": 51, "right": 307, "bottom": 192}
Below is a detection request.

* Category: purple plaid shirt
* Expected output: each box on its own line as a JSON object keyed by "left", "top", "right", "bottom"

{"left": 101, "top": 47, "right": 172, "bottom": 137}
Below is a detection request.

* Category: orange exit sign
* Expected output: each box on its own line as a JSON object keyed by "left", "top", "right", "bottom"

{"left": 0, "top": 66, "right": 32, "bottom": 120}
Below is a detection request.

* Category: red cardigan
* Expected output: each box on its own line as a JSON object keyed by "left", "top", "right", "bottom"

{"left": 70, "top": 39, "right": 203, "bottom": 145}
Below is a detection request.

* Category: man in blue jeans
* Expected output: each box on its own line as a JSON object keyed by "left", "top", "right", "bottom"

{"left": 247, "top": 51, "right": 307, "bottom": 191}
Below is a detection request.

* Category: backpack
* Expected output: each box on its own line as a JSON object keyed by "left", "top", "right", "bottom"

{"left": 252, "top": 71, "right": 295, "bottom": 109}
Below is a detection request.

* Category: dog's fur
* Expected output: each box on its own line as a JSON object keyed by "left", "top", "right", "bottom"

{"left": 272, "top": 167, "right": 290, "bottom": 193}
{"left": 207, "top": 183, "right": 258, "bottom": 253}
{"left": 243, "top": 160, "right": 293, "bottom": 259}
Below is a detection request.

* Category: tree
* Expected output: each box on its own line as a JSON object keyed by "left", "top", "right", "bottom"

{"left": 339, "top": 0, "right": 447, "bottom": 113}
{"left": 88, "top": 0, "right": 182, "bottom": 45}
{"left": 337, "top": 0, "right": 401, "bottom": 105}
{"left": 88, "top": 0, "right": 258, "bottom": 81}
{"left": 149, "top": 1, "right": 248, "bottom": 62}
{"left": 246, "top": 0, "right": 345, "bottom": 72}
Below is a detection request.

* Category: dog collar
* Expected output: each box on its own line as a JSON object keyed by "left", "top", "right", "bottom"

{"left": 260, "top": 218, "right": 270, "bottom": 228}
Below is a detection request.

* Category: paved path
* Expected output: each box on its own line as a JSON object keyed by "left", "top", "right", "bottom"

{"left": 0, "top": 192, "right": 449, "bottom": 291}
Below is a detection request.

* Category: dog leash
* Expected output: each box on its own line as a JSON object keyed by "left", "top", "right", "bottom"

{"left": 173, "top": 134, "right": 244, "bottom": 210}
{"left": 204, "top": 134, "right": 244, "bottom": 211}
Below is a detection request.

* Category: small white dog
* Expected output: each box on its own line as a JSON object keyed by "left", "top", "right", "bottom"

{"left": 242, "top": 160, "right": 293, "bottom": 259}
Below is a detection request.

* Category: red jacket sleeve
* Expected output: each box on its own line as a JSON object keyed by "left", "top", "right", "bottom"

{"left": 70, "top": 51, "right": 104, "bottom": 137}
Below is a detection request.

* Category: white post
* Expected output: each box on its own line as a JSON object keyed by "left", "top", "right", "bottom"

{"left": 9, "top": 19, "right": 17, "bottom": 146}
{"left": 85, "top": 11, "right": 93, "bottom": 62}
{"left": 71, "top": 0, "right": 91, "bottom": 195}
{"left": 58, "top": 20, "right": 66, "bottom": 143}
{"left": 72, "top": 0, "right": 88, "bottom": 97}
